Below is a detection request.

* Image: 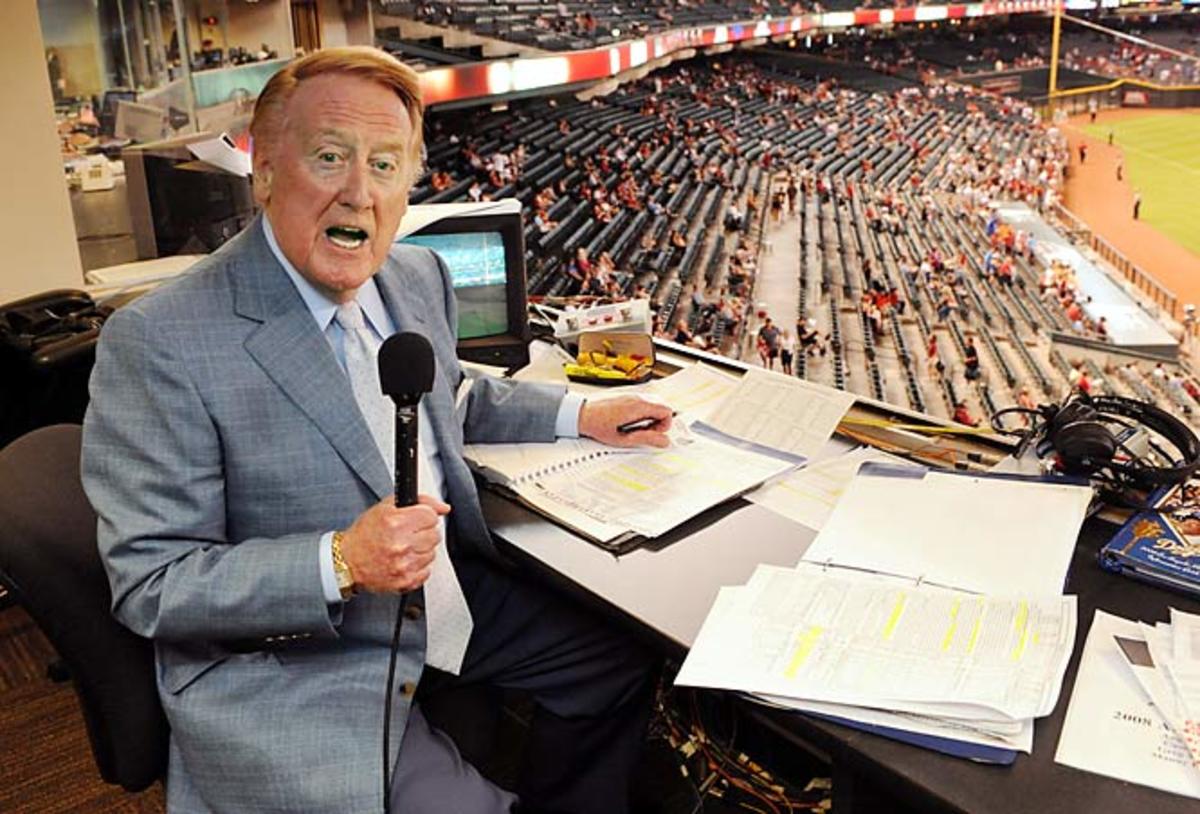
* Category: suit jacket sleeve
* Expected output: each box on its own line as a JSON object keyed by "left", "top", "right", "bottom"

{"left": 81, "top": 304, "right": 338, "bottom": 643}
{"left": 424, "top": 247, "right": 569, "bottom": 445}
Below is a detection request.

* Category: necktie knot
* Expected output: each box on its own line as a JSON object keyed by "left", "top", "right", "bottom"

{"left": 335, "top": 301, "right": 367, "bottom": 332}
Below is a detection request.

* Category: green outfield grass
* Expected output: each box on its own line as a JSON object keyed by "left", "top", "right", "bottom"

{"left": 1083, "top": 110, "right": 1200, "bottom": 257}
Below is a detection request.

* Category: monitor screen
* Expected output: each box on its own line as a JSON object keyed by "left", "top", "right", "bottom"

{"left": 401, "top": 231, "right": 509, "bottom": 340}
{"left": 395, "top": 201, "right": 530, "bottom": 371}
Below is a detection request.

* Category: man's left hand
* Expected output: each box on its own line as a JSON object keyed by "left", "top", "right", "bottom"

{"left": 579, "top": 396, "right": 674, "bottom": 448}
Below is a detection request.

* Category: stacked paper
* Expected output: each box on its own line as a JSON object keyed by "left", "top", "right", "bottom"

{"left": 676, "top": 564, "right": 1077, "bottom": 755}
{"left": 1056, "top": 609, "right": 1200, "bottom": 799}
{"left": 676, "top": 457, "right": 1094, "bottom": 758}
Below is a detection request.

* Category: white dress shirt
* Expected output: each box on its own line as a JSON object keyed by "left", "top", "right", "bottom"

{"left": 262, "top": 217, "right": 584, "bottom": 602}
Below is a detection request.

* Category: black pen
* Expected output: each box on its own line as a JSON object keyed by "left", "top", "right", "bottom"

{"left": 617, "top": 412, "right": 678, "bottom": 434}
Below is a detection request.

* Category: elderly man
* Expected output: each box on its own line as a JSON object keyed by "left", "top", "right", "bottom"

{"left": 82, "top": 47, "right": 672, "bottom": 814}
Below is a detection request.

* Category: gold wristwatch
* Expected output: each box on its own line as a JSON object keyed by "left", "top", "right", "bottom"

{"left": 331, "top": 530, "right": 356, "bottom": 600}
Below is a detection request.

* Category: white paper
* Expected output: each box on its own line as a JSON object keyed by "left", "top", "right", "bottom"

{"left": 800, "top": 468, "right": 1093, "bottom": 596}
{"left": 464, "top": 438, "right": 631, "bottom": 486}
{"left": 699, "top": 368, "right": 855, "bottom": 460}
{"left": 676, "top": 565, "right": 1077, "bottom": 721}
{"left": 1125, "top": 624, "right": 1200, "bottom": 765}
{"left": 520, "top": 433, "right": 792, "bottom": 539}
{"left": 756, "top": 694, "right": 1035, "bottom": 754}
{"left": 186, "top": 134, "right": 252, "bottom": 176}
{"left": 747, "top": 447, "right": 918, "bottom": 531}
{"left": 1055, "top": 610, "right": 1200, "bottom": 799}
{"left": 1169, "top": 609, "right": 1200, "bottom": 721}
{"left": 642, "top": 363, "right": 740, "bottom": 424}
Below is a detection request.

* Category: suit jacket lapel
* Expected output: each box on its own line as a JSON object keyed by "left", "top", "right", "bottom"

{"left": 375, "top": 264, "right": 469, "bottom": 483}
{"left": 374, "top": 265, "right": 457, "bottom": 440}
{"left": 231, "top": 219, "right": 393, "bottom": 501}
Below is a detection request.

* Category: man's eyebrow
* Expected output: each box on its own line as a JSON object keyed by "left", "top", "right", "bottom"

{"left": 307, "top": 130, "right": 409, "bottom": 153}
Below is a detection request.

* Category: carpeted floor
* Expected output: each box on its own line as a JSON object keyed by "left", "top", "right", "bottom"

{"left": 0, "top": 604, "right": 165, "bottom": 813}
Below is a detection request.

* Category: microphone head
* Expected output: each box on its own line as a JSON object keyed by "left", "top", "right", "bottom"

{"left": 378, "top": 332, "right": 435, "bottom": 405}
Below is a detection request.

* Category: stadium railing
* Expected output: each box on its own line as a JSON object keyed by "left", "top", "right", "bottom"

{"left": 1049, "top": 202, "right": 1182, "bottom": 321}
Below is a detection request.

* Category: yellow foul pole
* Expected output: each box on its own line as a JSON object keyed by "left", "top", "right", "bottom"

{"left": 1049, "top": 0, "right": 1062, "bottom": 97}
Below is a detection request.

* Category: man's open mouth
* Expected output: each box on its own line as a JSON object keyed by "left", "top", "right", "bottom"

{"left": 326, "top": 226, "right": 369, "bottom": 250}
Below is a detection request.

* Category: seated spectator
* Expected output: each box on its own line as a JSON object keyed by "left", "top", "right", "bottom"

{"left": 798, "top": 319, "right": 827, "bottom": 356}
{"left": 533, "top": 207, "right": 557, "bottom": 234}
{"left": 724, "top": 202, "right": 744, "bottom": 231}
{"left": 953, "top": 401, "right": 979, "bottom": 427}
{"left": 565, "top": 247, "right": 593, "bottom": 285}
{"left": 430, "top": 170, "right": 453, "bottom": 192}
{"left": 673, "top": 318, "right": 711, "bottom": 350}
{"left": 963, "top": 337, "right": 981, "bottom": 381}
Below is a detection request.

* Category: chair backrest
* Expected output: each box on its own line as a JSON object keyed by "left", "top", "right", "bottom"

{"left": 0, "top": 424, "right": 167, "bottom": 791}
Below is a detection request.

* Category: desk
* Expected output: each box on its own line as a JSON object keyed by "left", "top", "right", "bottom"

{"left": 484, "top": 491, "right": 1200, "bottom": 814}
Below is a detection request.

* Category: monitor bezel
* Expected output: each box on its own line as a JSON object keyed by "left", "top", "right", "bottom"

{"left": 402, "top": 209, "right": 531, "bottom": 371}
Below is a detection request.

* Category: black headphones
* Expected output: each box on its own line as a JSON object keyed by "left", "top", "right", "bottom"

{"left": 1040, "top": 394, "right": 1200, "bottom": 490}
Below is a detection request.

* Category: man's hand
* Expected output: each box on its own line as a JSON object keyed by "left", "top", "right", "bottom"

{"left": 579, "top": 396, "right": 674, "bottom": 448}
{"left": 339, "top": 495, "right": 451, "bottom": 593}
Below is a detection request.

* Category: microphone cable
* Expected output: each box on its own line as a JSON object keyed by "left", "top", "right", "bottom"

{"left": 376, "top": 331, "right": 435, "bottom": 814}
{"left": 382, "top": 595, "right": 408, "bottom": 813}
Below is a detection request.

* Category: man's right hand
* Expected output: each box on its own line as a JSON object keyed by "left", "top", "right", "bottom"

{"left": 339, "top": 495, "right": 451, "bottom": 594}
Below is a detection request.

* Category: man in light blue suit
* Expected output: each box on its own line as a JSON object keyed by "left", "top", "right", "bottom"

{"left": 82, "top": 47, "right": 674, "bottom": 813}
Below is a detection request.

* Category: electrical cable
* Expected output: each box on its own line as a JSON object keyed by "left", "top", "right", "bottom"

{"left": 381, "top": 598, "right": 407, "bottom": 812}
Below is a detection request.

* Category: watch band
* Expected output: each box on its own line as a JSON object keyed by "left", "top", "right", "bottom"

{"left": 331, "top": 530, "right": 356, "bottom": 600}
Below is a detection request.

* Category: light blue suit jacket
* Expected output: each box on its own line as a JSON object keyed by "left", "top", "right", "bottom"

{"left": 81, "top": 217, "right": 565, "bottom": 812}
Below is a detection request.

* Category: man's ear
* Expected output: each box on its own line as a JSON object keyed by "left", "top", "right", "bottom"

{"left": 251, "top": 147, "right": 273, "bottom": 206}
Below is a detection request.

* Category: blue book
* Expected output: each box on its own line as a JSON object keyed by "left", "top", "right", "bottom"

{"left": 1099, "top": 482, "right": 1200, "bottom": 599}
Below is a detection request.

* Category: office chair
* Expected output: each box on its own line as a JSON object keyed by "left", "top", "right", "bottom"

{"left": 0, "top": 424, "right": 168, "bottom": 792}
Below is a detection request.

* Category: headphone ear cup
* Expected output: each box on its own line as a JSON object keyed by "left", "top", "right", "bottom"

{"left": 1054, "top": 421, "right": 1118, "bottom": 476}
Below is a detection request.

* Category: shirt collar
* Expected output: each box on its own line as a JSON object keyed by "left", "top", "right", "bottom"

{"left": 262, "top": 216, "right": 393, "bottom": 337}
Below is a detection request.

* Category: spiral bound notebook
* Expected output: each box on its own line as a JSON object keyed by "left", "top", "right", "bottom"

{"left": 464, "top": 439, "right": 631, "bottom": 489}
{"left": 464, "top": 436, "right": 793, "bottom": 550}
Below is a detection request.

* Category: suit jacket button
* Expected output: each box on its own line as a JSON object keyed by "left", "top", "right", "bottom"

{"left": 404, "top": 603, "right": 423, "bottom": 621}
{"left": 401, "top": 682, "right": 416, "bottom": 698}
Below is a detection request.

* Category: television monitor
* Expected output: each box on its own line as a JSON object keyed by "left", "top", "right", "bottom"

{"left": 397, "top": 200, "right": 531, "bottom": 371}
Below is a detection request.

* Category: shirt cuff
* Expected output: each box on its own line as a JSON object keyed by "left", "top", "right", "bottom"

{"left": 555, "top": 392, "right": 586, "bottom": 438}
{"left": 318, "top": 531, "right": 342, "bottom": 605}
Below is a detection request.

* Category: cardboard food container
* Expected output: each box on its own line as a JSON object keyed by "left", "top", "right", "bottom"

{"left": 564, "top": 332, "right": 655, "bottom": 386}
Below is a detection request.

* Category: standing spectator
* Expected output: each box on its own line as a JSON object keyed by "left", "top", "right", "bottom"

{"left": 779, "top": 330, "right": 796, "bottom": 376}
{"left": 757, "top": 317, "right": 781, "bottom": 370}
{"left": 769, "top": 189, "right": 785, "bottom": 222}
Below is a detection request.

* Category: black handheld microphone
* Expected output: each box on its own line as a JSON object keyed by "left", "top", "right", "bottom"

{"left": 375, "top": 331, "right": 435, "bottom": 812}
{"left": 378, "top": 332, "right": 436, "bottom": 507}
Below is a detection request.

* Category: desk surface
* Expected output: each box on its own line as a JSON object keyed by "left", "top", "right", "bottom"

{"left": 484, "top": 491, "right": 1200, "bottom": 814}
